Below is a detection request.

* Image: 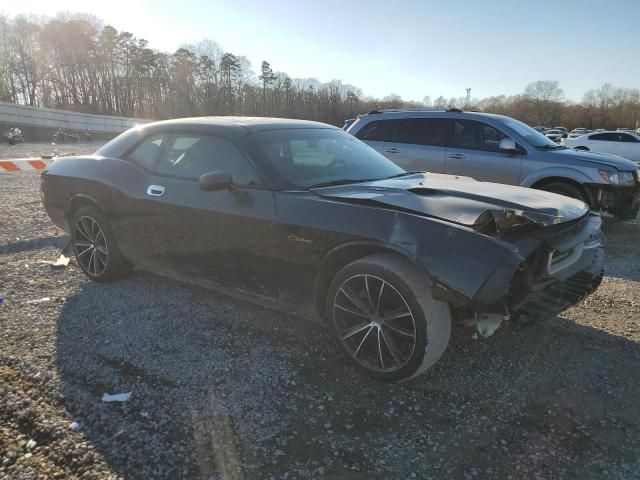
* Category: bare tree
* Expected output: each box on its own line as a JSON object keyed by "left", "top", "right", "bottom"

{"left": 1, "top": 14, "right": 638, "bottom": 130}
{"left": 596, "top": 83, "right": 614, "bottom": 129}
{"left": 433, "top": 96, "right": 447, "bottom": 108}
{"left": 524, "top": 80, "right": 564, "bottom": 125}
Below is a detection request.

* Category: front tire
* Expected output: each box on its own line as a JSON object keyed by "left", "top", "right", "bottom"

{"left": 538, "top": 182, "right": 589, "bottom": 205}
{"left": 327, "top": 254, "right": 451, "bottom": 382}
{"left": 71, "top": 206, "right": 132, "bottom": 282}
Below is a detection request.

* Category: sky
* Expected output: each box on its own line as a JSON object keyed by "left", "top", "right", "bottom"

{"left": 2, "top": 0, "right": 639, "bottom": 102}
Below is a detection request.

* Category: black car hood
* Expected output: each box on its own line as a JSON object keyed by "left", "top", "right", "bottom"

{"left": 311, "top": 173, "right": 589, "bottom": 231}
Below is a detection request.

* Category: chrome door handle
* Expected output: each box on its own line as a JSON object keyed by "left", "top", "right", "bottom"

{"left": 447, "top": 153, "right": 465, "bottom": 159}
{"left": 146, "top": 185, "right": 165, "bottom": 197}
{"left": 386, "top": 148, "right": 400, "bottom": 154}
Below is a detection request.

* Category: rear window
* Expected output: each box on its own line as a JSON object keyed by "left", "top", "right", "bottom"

{"left": 354, "top": 120, "right": 399, "bottom": 142}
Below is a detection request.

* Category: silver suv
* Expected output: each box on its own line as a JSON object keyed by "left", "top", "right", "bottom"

{"left": 347, "top": 109, "right": 640, "bottom": 219}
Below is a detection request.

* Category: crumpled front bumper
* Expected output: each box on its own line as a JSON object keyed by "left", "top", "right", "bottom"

{"left": 471, "top": 213, "right": 604, "bottom": 318}
{"left": 598, "top": 183, "right": 640, "bottom": 220}
{"left": 509, "top": 245, "right": 603, "bottom": 319}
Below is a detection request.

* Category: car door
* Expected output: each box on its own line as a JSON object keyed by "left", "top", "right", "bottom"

{"left": 587, "top": 133, "right": 620, "bottom": 155}
{"left": 117, "top": 131, "right": 279, "bottom": 298}
{"left": 444, "top": 119, "right": 523, "bottom": 184}
{"left": 352, "top": 119, "right": 400, "bottom": 157}
{"left": 385, "top": 118, "right": 447, "bottom": 173}
{"left": 618, "top": 133, "right": 640, "bottom": 160}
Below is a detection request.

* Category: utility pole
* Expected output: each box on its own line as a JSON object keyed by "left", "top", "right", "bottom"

{"left": 465, "top": 88, "right": 471, "bottom": 107}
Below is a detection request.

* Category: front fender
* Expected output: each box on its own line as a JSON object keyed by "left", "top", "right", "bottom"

{"left": 520, "top": 167, "right": 602, "bottom": 188}
{"left": 388, "top": 213, "right": 520, "bottom": 307}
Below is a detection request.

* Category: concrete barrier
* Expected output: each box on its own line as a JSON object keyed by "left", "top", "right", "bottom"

{"left": 0, "top": 101, "right": 152, "bottom": 134}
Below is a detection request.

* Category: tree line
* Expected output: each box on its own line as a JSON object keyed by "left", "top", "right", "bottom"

{"left": 1, "top": 13, "right": 639, "bottom": 130}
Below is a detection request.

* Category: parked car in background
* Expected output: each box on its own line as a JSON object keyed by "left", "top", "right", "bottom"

{"left": 347, "top": 109, "right": 640, "bottom": 219}
{"left": 565, "top": 130, "right": 640, "bottom": 162}
{"left": 41, "top": 117, "right": 605, "bottom": 381}
{"left": 553, "top": 127, "right": 568, "bottom": 138}
{"left": 567, "top": 131, "right": 588, "bottom": 139}
{"left": 342, "top": 118, "right": 356, "bottom": 130}
{"left": 545, "top": 129, "right": 564, "bottom": 143}
{"left": 533, "top": 126, "right": 547, "bottom": 133}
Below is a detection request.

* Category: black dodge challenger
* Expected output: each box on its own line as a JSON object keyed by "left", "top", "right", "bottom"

{"left": 41, "top": 117, "right": 604, "bottom": 381}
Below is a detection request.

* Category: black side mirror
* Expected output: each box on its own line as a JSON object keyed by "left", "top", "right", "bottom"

{"left": 199, "top": 171, "right": 233, "bottom": 191}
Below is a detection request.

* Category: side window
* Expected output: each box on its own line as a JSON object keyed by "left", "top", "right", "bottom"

{"left": 395, "top": 118, "right": 447, "bottom": 146}
{"left": 450, "top": 120, "right": 507, "bottom": 152}
{"left": 480, "top": 123, "right": 506, "bottom": 150}
{"left": 354, "top": 120, "right": 399, "bottom": 142}
{"left": 590, "top": 133, "right": 616, "bottom": 141}
{"left": 619, "top": 133, "right": 639, "bottom": 143}
{"left": 156, "top": 135, "right": 261, "bottom": 185}
{"left": 128, "top": 134, "right": 164, "bottom": 170}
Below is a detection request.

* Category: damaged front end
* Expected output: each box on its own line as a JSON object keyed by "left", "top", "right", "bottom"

{"left": 468, "top": 210, "right": 604, "bottom": 332}
{"left": 312, "top": 173, "right": 604, "bottom": 337}
{"left": 472, "top": 208, "right": 553, "bottom": 236}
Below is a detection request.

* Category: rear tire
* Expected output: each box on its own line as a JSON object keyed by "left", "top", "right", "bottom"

{"left": 327, "top": 254, "right": 451, "bottom": 382}
{"left": 573, "top": 146, "right": 589, "bottom": 151}
{"left": 71, "top": 206, "right": 132, "bottom": 282}
{"left": 538, "top": 182, "right": 589, "bottom": 205}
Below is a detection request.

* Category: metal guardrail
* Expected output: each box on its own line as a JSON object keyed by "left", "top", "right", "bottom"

{"left": 0, "top": 101, "right": 152, "bottom": 133}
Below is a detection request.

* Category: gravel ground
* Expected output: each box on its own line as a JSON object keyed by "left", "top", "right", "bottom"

{"left": 0, "top": 141, "right": 102, "bottom": 160}
{"left": 1, "top": 171, "right": 640, "bottom": 480}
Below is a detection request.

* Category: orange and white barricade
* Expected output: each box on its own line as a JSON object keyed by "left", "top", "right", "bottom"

{"left": 0, "top": 158, "right": 52, "bottom": 173}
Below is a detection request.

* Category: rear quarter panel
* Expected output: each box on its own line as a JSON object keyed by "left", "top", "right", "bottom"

{"left": 43, "top": 155, "right": 150, "bottom": 234}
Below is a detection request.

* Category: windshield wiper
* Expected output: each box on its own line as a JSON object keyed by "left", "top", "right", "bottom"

{"left": 385, "top": 170, "right": 424, "bottom": 179}
{"left": 308, "top": 178, "right": 378, "bottom": 189}
{"left": 536, "top": 144, "right": 565, "bottom": 150}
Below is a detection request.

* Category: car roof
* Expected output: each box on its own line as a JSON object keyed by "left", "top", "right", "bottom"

{"left": 356, "top": 109, "right": 514, "bottom": 122}
{"left": 139, "top": 116, "right": 336, "bottom": 134}
{"left": 591, "top": 130, "right": 638, "bottom": 134}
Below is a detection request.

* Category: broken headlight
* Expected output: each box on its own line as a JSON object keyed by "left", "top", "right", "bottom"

{"left": 599, "top": 170, "right": 635, "bottom": 185}
{"left": 619, "top": 171, "right": 636, "bottom": 185}
{"left": 598, "top": 170, "right": 618, "bottom": 184}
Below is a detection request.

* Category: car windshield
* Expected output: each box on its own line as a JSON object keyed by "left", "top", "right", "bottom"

{"left": 250, "top": 128, "right": 404, "bottom": 188}
{"left": 502, "top": 118, "right": 561, "bottom": 148}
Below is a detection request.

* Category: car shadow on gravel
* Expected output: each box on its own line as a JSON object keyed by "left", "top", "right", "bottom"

{"left": 0, "top": 236, "right": 68, "bottom": 255}
{"left": 54, "top": 272, "right": 640, "bottom": 479}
